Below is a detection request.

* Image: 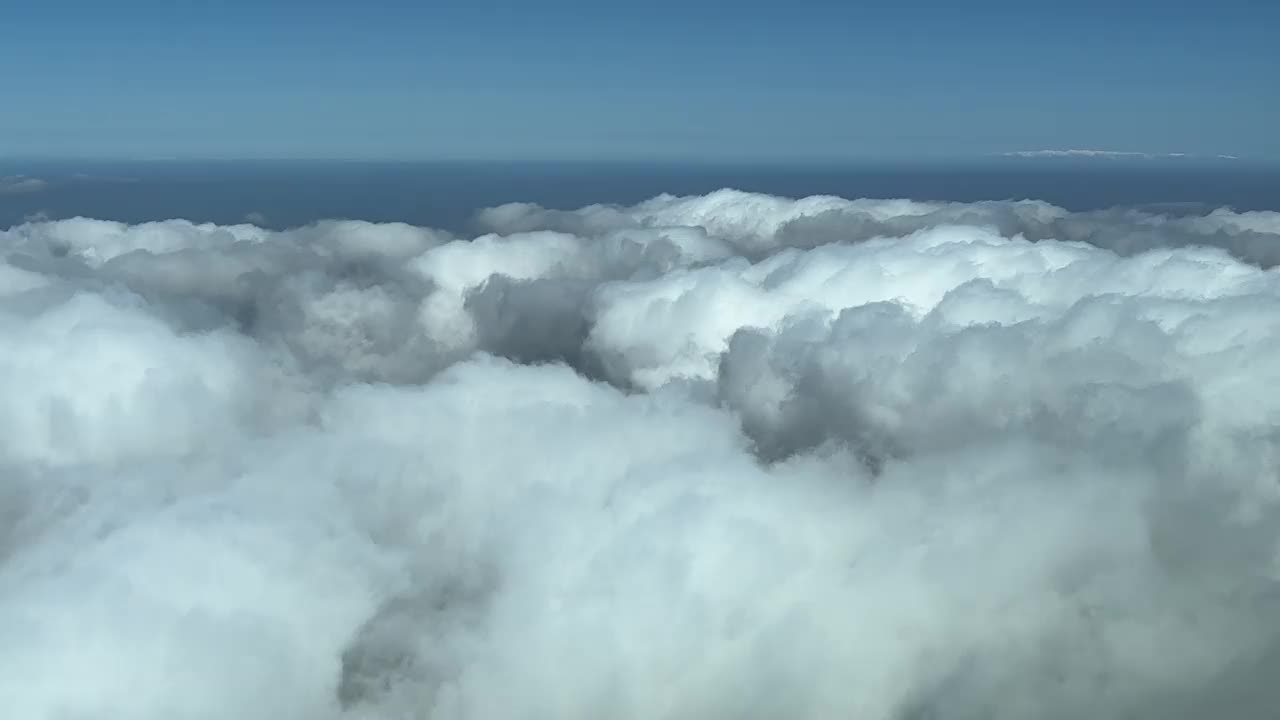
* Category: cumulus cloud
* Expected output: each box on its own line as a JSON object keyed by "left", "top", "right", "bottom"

{"left": 2, "top": 190, "right": 1280, "bottom": 719}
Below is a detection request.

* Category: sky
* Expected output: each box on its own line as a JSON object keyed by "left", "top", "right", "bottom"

{"left": 2, "top": 0, "right": 1277, "bottom": 162}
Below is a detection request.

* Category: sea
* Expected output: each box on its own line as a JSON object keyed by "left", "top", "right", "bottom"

{"left": 2, "top": 157, "right": 1278, "bottom": 232}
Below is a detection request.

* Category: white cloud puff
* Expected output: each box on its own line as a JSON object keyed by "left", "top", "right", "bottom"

{"left": 2, "top": 190, "right": 1280, "bottom": 719}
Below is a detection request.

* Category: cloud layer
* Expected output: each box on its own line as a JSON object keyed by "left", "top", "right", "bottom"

{"left": 3, "top": 190, "right": 1280, "bottom": 719}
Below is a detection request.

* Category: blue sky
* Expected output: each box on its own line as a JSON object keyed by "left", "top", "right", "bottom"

{"left": 2, "top": 0, "right": 1277, "bottom": 161}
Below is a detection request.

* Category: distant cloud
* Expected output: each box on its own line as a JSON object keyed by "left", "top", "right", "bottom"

{"left": 1002, "top": 149, "right": 1241, "bottom": 160}
{"left": 0, "top": 176, "right": 49, "bottom": 194}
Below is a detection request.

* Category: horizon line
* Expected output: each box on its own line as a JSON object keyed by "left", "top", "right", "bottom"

{"left": 1, "top": 152, "right": 1273, "bottom": 167}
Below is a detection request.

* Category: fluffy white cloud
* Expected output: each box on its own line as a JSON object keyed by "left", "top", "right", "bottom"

{"left": 2, "top": 190, "right": 1280, "bottom": 719}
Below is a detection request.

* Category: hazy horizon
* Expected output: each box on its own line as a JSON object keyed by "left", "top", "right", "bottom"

{"left": 5, "top": 157, "right": 1279, "bottom": 234}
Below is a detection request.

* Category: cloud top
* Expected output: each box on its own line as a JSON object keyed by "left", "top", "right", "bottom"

{"left": 2, "top": 190, "right": 1280, "bottom": 719}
